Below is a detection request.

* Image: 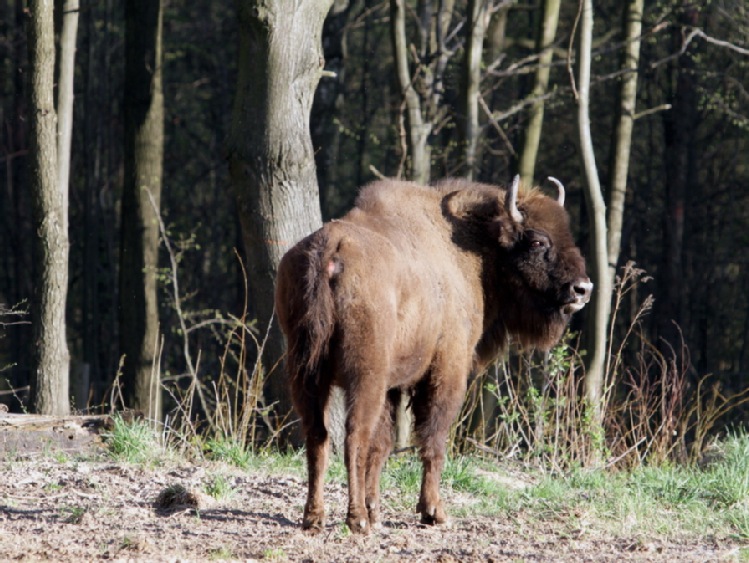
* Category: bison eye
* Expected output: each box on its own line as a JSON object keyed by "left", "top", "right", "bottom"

{"left": 530, "top": 238, "right": 549, "bottom": 250}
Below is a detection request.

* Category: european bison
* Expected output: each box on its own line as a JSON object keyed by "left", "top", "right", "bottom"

{"left": 275, "top": 176, "right": 592, "bottom": 533}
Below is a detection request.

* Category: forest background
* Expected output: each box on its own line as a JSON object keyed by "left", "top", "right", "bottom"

{"left": 1, "top": 0, "right": 748, "bottom": 461}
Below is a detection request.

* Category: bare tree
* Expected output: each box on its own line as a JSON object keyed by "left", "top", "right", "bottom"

{"left": 576, "top": 0, "right": 611, "bottom": 428}
{"left": 56, "top": 0, "right": 82, "bottom": 406}
{"left": 390, "top": 0, "right": 456, "bottom": 183}
{"left": 517, "top": 0, "right": 561, "bottom": 187}
{"left": 227, "top": 0, "right": 333, "bottom": 431}
{"left": 27, "top": 0, "right": 71, "bottom": 415}
{"left": 606, "top": 0, "right": 643, "bottom": 278}
{"left": 56, "top": 0, "right": 78, "bottom": 234}
{"left": 119, "top": 0, "right": 164, "bottom": 418}
{"left": 461, "top": 0, "right": 490, "bottom": 179}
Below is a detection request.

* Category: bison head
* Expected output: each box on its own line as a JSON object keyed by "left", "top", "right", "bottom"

{"left": 501, "top": 175, "right": 592, "bottom": 317}
{"left": 443, "top": 175, "right": 592, "bottom": 351}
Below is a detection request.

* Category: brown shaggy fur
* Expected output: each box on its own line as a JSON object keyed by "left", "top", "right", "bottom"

{"left": 275, "top": 178, "right": 591, "bottom": 534}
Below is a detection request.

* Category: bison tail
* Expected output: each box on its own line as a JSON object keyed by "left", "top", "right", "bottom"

{"left": 285, "top": 230, "right": 338, "bottom": 397}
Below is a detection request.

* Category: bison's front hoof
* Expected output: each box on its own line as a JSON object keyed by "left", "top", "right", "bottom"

{"left": 366, "top": 503, "right": 382, "bottom": 530}
{"left": 346, "top": 511, "right": 370, "bottom": 534}
{"left": 417, "top": 500, "right": 448, "bottom": 526}
{"left": 302, "top": 507, "right": 326, "bottom": 533}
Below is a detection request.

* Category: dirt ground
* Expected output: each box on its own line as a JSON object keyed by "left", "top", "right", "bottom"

{"left": 0, "top": 451, "right": 744, "bottom": 562}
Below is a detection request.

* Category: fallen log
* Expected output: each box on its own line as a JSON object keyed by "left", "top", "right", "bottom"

{"left": 0, "top": 413, "right": 114, "bottom": 456}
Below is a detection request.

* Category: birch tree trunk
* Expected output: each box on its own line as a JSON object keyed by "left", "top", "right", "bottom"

{"left": 119, "top": 0, "right": 164, "bottom": 419}
{"left": 576, "top": 0, "right": 610, "bottom": 429}
{"left": 390, "top": 0, "right": 431, "bottom": 184}
{"left": 461, "top": 0, "right": 490, "bottom": 180}
{"left": 607, "top": 0, "right": 643, "bottom": 277}
{"left": 227, "top": 0, "right": 332, "bottom": 434}
{"left": 56, "top": 0, "right": 78, "bottom": 236}
{"left": 28, "top": 0, "right": 71, "bottom": 415}
{"left": 518, "top": 0, "right": 561, "bottom": 187}
{"left": 56, "top": 0, "right": 81, "bottom": 407}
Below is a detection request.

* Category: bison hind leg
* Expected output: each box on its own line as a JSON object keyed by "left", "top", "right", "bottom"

{"left": 292, "top": 368, "right": 333, "bottom": 532}
{"left": 364, "top": 389, "right": 398, "bottom": 528}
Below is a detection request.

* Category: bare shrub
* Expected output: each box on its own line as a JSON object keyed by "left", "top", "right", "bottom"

{"left": 456, "top": 262, "right": 749, "bottom": 470}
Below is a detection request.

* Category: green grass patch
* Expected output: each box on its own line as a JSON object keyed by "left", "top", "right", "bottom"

{"left": 203, "top": 437, "right": 252, "bottom": 469}
{"left": 104, "top": 415, "right": 165, "bottom": 464}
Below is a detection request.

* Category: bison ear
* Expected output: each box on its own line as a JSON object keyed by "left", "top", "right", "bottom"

{"left": 488, "top": 214, "right": 521, "bottom": 248}
{"left": 443, "top": 190, "right": 501, "bottom": 222}
{"left": 443, "top": 189, "right": 520, "bottom": 248}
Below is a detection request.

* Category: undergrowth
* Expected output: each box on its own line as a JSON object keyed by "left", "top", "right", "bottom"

{"left": 112, "top": 217, "right": 749, "bottom": 487}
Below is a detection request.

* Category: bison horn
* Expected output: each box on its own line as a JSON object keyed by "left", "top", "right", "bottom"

{"left": 547, "top": 176, "right": 565, "bottom": 207}
{"left": 506, "top": 175, "right": 523, "bottom": 223}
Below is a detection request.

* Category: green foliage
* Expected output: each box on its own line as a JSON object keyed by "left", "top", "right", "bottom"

{"left": 203, "top": 437, "right": 251, "bottom": 469}
{"left": 104, "top": 415, "right": 164, "bottom": 464}
{"left": 204, "top": 474, "right": 235, "bottom": 501}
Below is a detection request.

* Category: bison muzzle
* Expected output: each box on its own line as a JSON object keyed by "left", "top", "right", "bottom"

{"left": 275, "top": 176, "right": 591, "bottom": 533}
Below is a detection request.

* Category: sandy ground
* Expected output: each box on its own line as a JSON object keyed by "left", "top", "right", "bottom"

{"left": 0, "top": 453, "right": 744, "bottom": 562}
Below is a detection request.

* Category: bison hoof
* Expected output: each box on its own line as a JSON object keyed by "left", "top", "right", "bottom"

{"left": 417, "top": 501, "right": 448, "bottom": 526}
{"left": 346, "top": 513, "right": 370, "bottom": 534}
{"left": 367, "top": 501, "right": 382, "bottom": 529}
{"left": 302, "top": 508, "right": 325, "bottom": 533}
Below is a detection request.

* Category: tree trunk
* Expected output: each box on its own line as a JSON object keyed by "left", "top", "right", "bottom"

{"left": 227, "top": 0, "right": 332, "bottom": 432}
{"left": 27, "top": 0, "right": 71, "bottom": 415}
{"left": 576, "top": 0, "right": 610, "bottom": 430}
{"left": 311, "top": 0, "right": 350, "bottom": 219}
{"left": 517, "top": 0, "right": 561, "bottom": 187}
{"left": 391, "top": 0, "right": 431, "bottom": 184}
{"left": 461, "top": 0, "right": 490, "bottom": 180}
{"left": 606, "top": 0, "right": 643, "bottom": 279}
{"left": 56, "top": 0, "right": 78, "bottom": 236}
{"left": 56, "top": 0, "right": 81, "bottom": 406}
{"left": 120, "top": 0, "right": 164, "bottom": 419}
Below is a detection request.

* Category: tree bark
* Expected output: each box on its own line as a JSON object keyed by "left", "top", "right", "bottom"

{"left": 56, "top": 0, "right": 78, "bottom": 236}
{"left": 119, "top": 0, "right": 164, "bottom": 419}
{"left": 606, "top": 0, "right": 643, "bottom": 279}
{"left": 461, "top": 0, "right": 490, "bottom": 180}
{"left": 517, "top": 0, "right": 561, "bottom": 187}
{"left": 391, "top": 0, "right": 431, "bottom": 184}
{"left": 27, "top": 0, "right": 71, "bottom": 415}
{"left": 576, "top": 0, "right": 610, "bottom": 429}
{"left": 227, "top": 0, "right": 332, "bottom": 430}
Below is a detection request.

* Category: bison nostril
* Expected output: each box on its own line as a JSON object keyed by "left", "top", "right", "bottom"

{"left": 574, "top": 279, "right": 593, "bottom": 300}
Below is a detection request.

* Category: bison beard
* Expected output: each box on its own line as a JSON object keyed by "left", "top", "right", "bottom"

{"left": 275, "top": 176, "right": 592, "bottom": 534}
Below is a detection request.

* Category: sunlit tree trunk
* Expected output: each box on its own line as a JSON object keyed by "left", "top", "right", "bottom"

{"left": 390, "top": 0, "right": 431, "bottom": 184}
{"left": 56, "top": 0, "right": 78, "bottom": 235}
{"left": 517, "top": 0, "right": 561, "bottom": 187}
{"left": 119, "top": 0, "right": 164, "bottom": 419}
{"left": 227, "top": 0, "right": 332, "bottom": 434}
{"left": 576, "top": 0, "right": 610, "bottom": 430}
{"left": 56, "top": 0, "right": 81, "bottom": 406}
{"left": 607, "top": 0, "right": 643, "bottom": 278}
{"left": 461, "top": 0, "right": 490, "bottom": 180}
{"left": 28, "top": 0, "right": 71, "bottom": 415}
